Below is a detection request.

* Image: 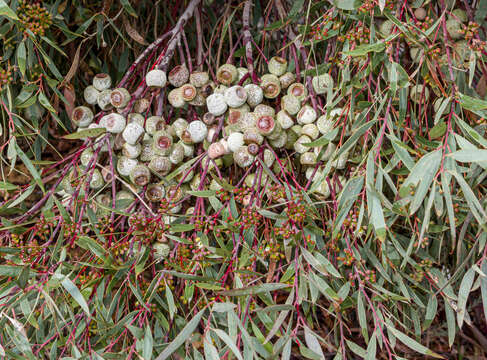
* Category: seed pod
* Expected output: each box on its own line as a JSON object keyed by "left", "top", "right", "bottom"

{"left": 80, "top": 148, "right": 94, "bottom": 167}
{"left": 414, "top": 7, "right": 427, "bottom": 21}
{"left": 446, "top": 18, "right": 463, "bottom": 40}
{"left": 312, "top": 73, "right": 334, "bottom": 95}
{"left": 93, "top": 73, "right": 112, "bottom": 91}
{"left": 181, "top": 83, "right": 197, "bottom": 101}
{"left": 189, "top": 92, "right": 206, "bottom": 106}
{"left": 297, "top": 105, "right": 317, "bottom": 125}
{"left": 254, "top": 104, "right": 275, "bottom": 117}
{"left": 263, "top": 149, "right": 275, "bottom": 167}
{"left": 168, "top": 87, "right": 186, "bottom": 108}
{"left": 277, "top": 110, "right": 294, "bottom": 130}
{"left": 187, "top": 121, "right": 208, "bottom": 143}
{"left": 208, "top": 141, "right": 227, "bottom": 159}
{"left": 71, "top": 106, "right": 94, "bottom": 127}
{"left": 149, "top": 156, "right": 172, "bottom": 175}
{"left": 134, "top": 97, "right": 151, "bottom": 113}
{"left": 128, "top": 113, "right": 145, "bottom": 127}
{"left": 300, "top": 152, "right": 317, "bottom": 165}
{"left": 302, "top": 123, "right": 319, "bottom": 140}
{"left": 279, "top": 72, "right": 296, "bottom": 89}
{"left": 410, "top": 84, "right": 430, "bottom": 104}
{"left": 145, "top": 69, "right": 167, "bottom": 88}
{"left": 179, "top": 141, "right": 194, "bottom": 157}
{"left": 244, "top": 84, "right": 264, "bottom": 107}
{"left": 122, "top": 142, "right": 142, "bottom": 159}
{"left": 117, "top": 156, "right": 138, "bottom": 176}
{"left": 248, "top": 142, "right": 260, "bottom": 156}
{"left": 227, "top": 132, "right": 244, "bottom": 152}
{"left": 224, "top": 85, "right": 248, "bottom": 108}
{"left": 227, "top": 104, "right": 250, "bottom": 125}
{"left": 238, "top": 112, "right": 257, "bottom": 132}
{"left": 206, "top": 93, "right": 228, "bottom": 116}
{"left": 233, "top": 146, "right": 254, "bottom": 167}
{"left": 294, "top": 135, "right": 311, "bottom": 154}
{"left": 321, "top": 142, "right": 336, "bottom": 161}
{"left": 168, "top": 118, "right": 186, "bottom": 139}
{"left": 110, "top": 88, "right": 131, "bottom": 108}
{"left": 190, "top": 71, "right": 209, "bottom": 87}
{"left": 199, "top": 82, "right": 215, "bottom": 98}
{"left": 168, "top": 65, "right": 190, "bottom": 87}
{"left": 269, "top": 132, "right": 287, "bottom": 148}
{"left": 268, "top": 56, "right": 288, "bottom": 76}
{"left": 167, "top": 185, "right": 184, "bottom": 202}
{"left": 146, "top": 183, "right": 166, "bottom": 202}
{"left": 139, "top": 140, "right": 155, "bottom": 162}
{"left": 315, "top": 179, "right": 330, "bottom": 198}
{"left": 281, "top": 95, "right": 301, "bottom": 115}
{"left": 169, "top": 143, "right": 185, "bottom": 164}
{"left": 317, "top": 114, "right": 335, "bottom": 135}
{"left": 256, "top": 115, "right": 276, "bottom": 136}
{"left": 97, "top": 89, "right": 113, "bottom": 111}
{"left": 288, "top": 83, "right": 307, "bottom": 101}
{"left": 122, "top": 122, "right": 145, "bottom": 145}
{"left": 285, "top": 128, "right": 299, "bottom": 149}
{"left": 90, "top": 169, "right": 104, "bottom": 189}
{"left": 152, "top": 130, "right": 173, "bottom": 156}
{"left": 243, "top": 127, "right": 264, "bottom": 145}
{"left": 84, "top": 85, "right": 100, "bottom": 105}
{"left": 260, "top": 74, "right": 281, "bottom": 99}
{"left": 144, "top": 116, "right": 164, "bottom": 135}
{"left": 100, "top": 113, "right": 126, "bottom": 133}
{"left": 217, "top": 64, "right": 238, "bottom": 85}
{"left": 130, "top": 164, "right": 151, "bottom": 187}
{"left": 379, "top": 20, "right": 394, "bottom": 38}
{"left": 201, "top": 113, "right": 216, "bottom": 126}
{"left": 153, "top": 242, "right": 170, "bottom": 259}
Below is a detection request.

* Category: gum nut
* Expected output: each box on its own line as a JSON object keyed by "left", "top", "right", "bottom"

{"left": 322, "top": 142, "right": 336, "bottom": 161}
{"left": 71, "top": 106, "right": 94, "bottom": 127}
{"left": 208, "top": 142, "right": 226, "bottom": 159}
{"left": 414, "top": 7, "right": 426, "bottom": 21}
{"left": 244, "top": 84, "right": 264, "bottom": 107}
{"left": 227, "top": 132, "right": 244, "bottom": 152}
{"left": 285, "top": 130, "right": 298, "bottom": 149}
{"left": 227, "top": 104, "right": 250, "bottom": 125}
{"left": 281, "top": 94, "right": 301, "bottom": 115}
{"left": 122, "top": 142, "right": 142, "bottom": 159}
{"left": 216, "top": 63, "right": 238, "bottom": 85}
{"left": 117, "top": 156, "right": 138, "bottom": 176}
{"left": 152, "top": 242, "right": 172, "bottom": 261}
{"left": 219, "top": 139, "right": 230, "bottom": 153}
{"left": 113, "top": 131, "right": 125, "bottom": 150}
{"left": 143, "top": 116, "right": 163, "bottom": 135}
{"left": 152, "top": 130, "right": 173, "bottom": 155}
{"left": 129, "top": 164, "right": 151, "bottom": 187}
{"left": 302, "top": 123, "right": 319, "bottom": 140}
{"left": 139, "top": 141, "right": 153, "bottom": 162}
{"left": 187, "top": 120, "right": 208, "bottom": 143}
{"left": 263, "top": 149, "right": 275, "bottom": 167}
{"left": 145, "top": 69, "right": 167, "bottom": 88}
{"left": 128, "top": 113, "right": 145, "bottom": 127}
{"left": 297, "top": 105, "right": 317, "bottom": 125}
{"left": 317, "top": 180, "right": 331, "bottom": 198}
{"left": 190, "top": 71, "right": 209, "bottom": 87}
{"left": 446, "top": 19, "right": 463, "bottom": 39}
{"left": 110, "top": 88, "right": 130, "bottom": 108}
{"left": 244, "top": 173, "right": 256, "bottom": 188}
{"left": 97, "top": 89, "right": 113, "bottom": 110}
{"left": 300, "top": 152, "right": 317, "bottom": 165}
{"left": 305, "top": 167, "right": 319, "bottom": 180}
{"left": 181, "top": 84, "right": 197, "bottom": 101}
{"left": 189, "top": 92, "right": 205, "bottom": 106}
{"left": 260, "top": 73, "right": 281, "bottom": 99}
{"left": 134, "top": 98, "right": 150, "bottom": 113}
{"left": 266, "top": 122, "right": 283, "bottom": 140}
{"left": 179, "top": 141, "right": 194, "bottom": 157}
{"left": 294, "top": 135, "right": 311, "bottom": 153}
{"left": 122, "top": 122, "right": 145, "bottom": 145}
{"left": 243, "top": 128, "right": 264, "bottom": 145}
{"left": 206, "top": 93, "right": 228, "bottom": 116}
{"left": 337, "top": 152, "right": 349, "bottom": 169}
{"left": 170, "top": 118, "right": 187, "bottom": 139}
{"left": 254, "top": 104, "right": 275, "bottom": 117}
{"left": 100, "top": 113, "right": 126, "bottom": 133}
{"left": 317, "top": 115, "right": 334, "bottom": 135}
{"left": 202, "top": 112, "right": 216, "bottom": 126}
{"left": 256, "top": 115, "right": 275, "bottom": 136}
{"left": 287, "top": 83, "right": 307, "bottom": 101}
{"left": 92, "top": 73, "right": 112, "bottom": 91}
{"left": 80, "top": 149, "right": 94, "bottom": 167}
{"left": 279, "top": 72, "right": 296, "bottom": 89}
{"left": 168, "top": 87, "right": 186, "bottom": 108}
{"left": 199, "top": 82, "right": 215, "bottom": 98}
{"left": 89, "top": 169, "right": 104, "bottom": 189}
{"left": 224, "top": 85, "right": 248, "bottom": 108}
{"left": 269, "top": 131, "right": 287, "bottom": 148}
{"left": 233, "top": 146, "right": 255, "bottom": 167}
{"left": 379, "top": 20, "right": 394, "bottom": 37}
{"left": 146, "top": 183, "right": 166, "bottom": 202}
{"left": 238, "top": 112, "right": 257, "bottom": 132}
{"left": 214, "top": 84, "right": 228, "bottom": 94}
{"left": 168, "top": 65, "right": 190, "bottom": 87}
{"left": 268, "top": 56, "right": 288, "bottom": 76}
{"left": 149, "top": 156, "right": 171, "bottom": 175}
{"left": 83, "top": 85, "right": 99, "bottom": 105}
{"left": 291, "top": 124, "right": 303, "bottom": 136}
{"left": 169, "top": 143, "right": 185, "bottom": 164}
{"left": 277, "top": 110, "right": 295, "bottom": 130}
{"left": 312, "top": 73, "right": 334, "bottom": 95}
{"left": 410, "top": 84, "right": 430, "bottom": 103}
{"left": 237, "top": 67, "right": 250, "bottom": 85}
{"left": 247, "top": 142, "right": 260, "bottom": 156}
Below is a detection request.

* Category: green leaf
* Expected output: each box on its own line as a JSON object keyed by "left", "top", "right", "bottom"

{"left": 344, "top": 42, "right": 385, "bottom": 56}
{"left": 219, "top": 283, "right": 290, "bottom": 297}
{"left": 17, "top": 41, "right": 26, "bottom": 77}
{"left": 63, "top": 127, "right": 107, "bottom": 139}
{"left": 38, "top": 92, "right": 57, "bottom": 113}
{"left": 213, "top": 329, "right": 243, "bottom": 360}
{"left": 15, "top": 144, "right": 44, "bottom": 192}
{"left": 456, "top": 267, "right": 475, "bottom": 329}
{"left": 0, "top": 181, "right": 18, "bottom": 191}
{"left": 0, "top": 0, "right": 19, "bottom": 20}
{"left": 55, "top": 274, "right": 91, "bottom": 316}
{"left": 458, "top": 92, "right": 487, "bottom": 111}
{"left": 333, "top": 0, "right": 361, "bottom": 11}
{"left": 301, "top": 247, "right": 341, "bottom": 278}
{"left": 76, "top": 236, "right": 107, "bottom": 260}
{"left": 386, "top": 325, "right": 444, "bottom": 359}
{"left": 143, "top": 326, "right": 153, "bottom": 360}
{"left": 186, "top": 190, "right": 216, "bottom": 197}
{"left": 481, "top": 260, "right": 487, "bottom": 325}
{"left": 121, "top": 0, "right": 138, "bottom": 17}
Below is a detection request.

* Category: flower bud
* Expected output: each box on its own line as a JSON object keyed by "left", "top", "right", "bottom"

{"left": 169, "top": 143, "right": 185, "bottom": 164}
{"left": 208, "top": 141, "right": 227, "bottom": 159}
{"left": 187, "top": 120, "right": 208, "bottom": 143}
{"left": 140, "top": 140, "right": 155, "bottom": 162}
{"left": 128, "top": 113, "right": 145, "bottom": 127}
{"left": 133, "top": 98, "right": 151, "bottom": 113}
{"left": 254, "top": 104, "right": 275, "bottom": 118}
{"left": 300, "top": 152, "right": 317, "bottom": 165}
{"left": 312, "top": 73, "right": 334, "bottom": 95}
{"left": 93, "top": 73, "right": 112, "bottom": 91}
{"left": 243, "top": 127, "right": 264, "bottom": 145}
{"left": 227, "top": 105, "right": 250, "bottom": 125}
{"left": 145, "top": 69, "right": 167, "bottom": 88}
{"left": 233, "top": 146, "right": 254, "bottom": 167}
{"left": 302, "top": 123, "right": 319, "bottom": 140}
{"left": 227, "top": 132, "right": 244, "bottom": 152}
{"left": 238, "top": 112, "right": 257, "bottom": 132}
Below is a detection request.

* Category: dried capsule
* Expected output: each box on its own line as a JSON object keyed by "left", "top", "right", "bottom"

{"left": 227, "top": 132, "right": 244, "bottom": 152}
{"left": 268, "top": 56, "right": 288, "bottom": 76}
{"left": 254, "top": 104, "right": 275, "bottom": 118}
{"left": 276, "top": 110, "right": 294, "bottom": 129}
{"left": 263, "top": 149, "right": 275, "bottom": 167}
{"left": 199, "top": 82, "right": 215, "bottom": 98}
{"left": 152, "top": 130, "right": 173, "bottom": 156}
{"left": 243, "top": 127, "right": 264, "bottom": 145}
{"left": 146, "top": 183, "right": 166, "bottom": 202}
{"left": 89, "top": 169, "right": 104, "bottom": 189}
{"left": 128, "top": 113, "right": 145, "bottom": 127}
{"left": 93, "top": 73, "right": 112, "bottom": 91}
{"left": 149, "top": 156, "right": 172, "bottom": 175}
{"left": 206, "top": 93, "right": 228, "bottom": 116}
{"left": 317, "top": 114, "right": 335, "bottom": 135}
{"left": 224, "top": 85, "right": 248, "bottom": 108}
{"left": 227, "top": 105, "right": 250, "bottom": 125}
{"left": 167, "top": 185, "right": 184, "bottom": 202}
{"left": 414, "top": 7, "right": 427, "bottom": 21}
{"left": 100, "top": 113, "right": 126, "bottom": 133}
{"left": 217, "top": 64, "right": 238, "bottom": 85}
{"left": 187, "top": 121, "right": 208, "bottom": 143}
{"left": 281, "top": 94, "right": 301, "bottom": 115}
{"left": 244, "top": 84, "right": 264, "bottom": 107}
{"left": 302, "top": 123, "right": 319, "bottom": 140}
{"left": 140, "top": 140, "right": 155, "bottom": 162}
{"left": 247, "top": 142, "right": 260, "bottom": 155}
{"left": 83, "top": 85, "right": 99, "bottom": 105}
{"left": 294, "top": 135, "right": 311, "bottom": 154}
{"left": 145, "top": 116, "right": 166, "bottom": 135}
{"left": 110, "top": 88, "right": 131, "bottom": 108}
{"left": 446, "top": 18, "right": 463, "bottom": 40}
{"left": 153, "top": 242, "right": 170, "bottom": 260}
{"left": 172, "top": 118, "right": 189, "bottom": 139}
{"left": 312, "top": 73, "right": 334, "bottom": 95}
{"left": 97, "top": 89, "right": 113, "bottom": 110}
{"left": 297, "top": 105, "right": 317, "bottom": 125}
{"left": 181, "top": 83, "right": 197, "bottom": 102}
{"left": 233, "top": 146, "right": 255, "bottom": 167}
{"left": 145, "top": 69, "right": 167, "bottom": 88}
{"left": 190, "top": 71, "right": 209, "bottom": 87}
{"left": 300, "top": 152, "right": 317, "bottom": 165}
{"left": 238, "top": 112, "right": 257, "bottom": 132}
{"left": 71, "top": 106, "right": 94, "bottom": 127}
{"left": 168, "top": 65, "right": 190, "bottom": 87}
{"left": 168, "top": 88, "right": 186, "bottom": 108}
{"left": 256, "top": 115, "right": 276, "bottom": 136}
{"left": 260, "top": 74, "right": 281, "bottom": 99}
{"left": 288, "top": 83, "right": 307, "bottom": 101}
{"left": 117, "top": 156, "right": 138, "bottom": 177}
{"left": 122, "top": 122, "right": 145, "bottom": 145}
{"left": 379, "top": 20, "right": 395, "bottom": 38}
{"left": 130, "top": 164, "right": 151, "bottom": 187}
{"left": 208, "top": 141, "right": 227, "bottom": 159}
{"left": 169, "top": 143, "right": 185, "bottom": 164}
{"left": 202, "top": 112, "right": 216, "bottom": 126}
{"left": 279, "top": 72, "right": 296, "bottom": 89}
{"left": 122, "top": 142, "right": 142, "bottom": 159}
{"left": 133, "top": 98, "right": 151, "bottom": 113}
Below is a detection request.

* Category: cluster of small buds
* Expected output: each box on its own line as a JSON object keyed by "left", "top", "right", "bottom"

{"left": 32, "top": 215, "right": 54, "bottom": 241}
{"left": 267, "top": 184, "right": 286, "bottom": 203}
{"left": 337, "top": 249, "right": 355, "bottom": 266}
{"left": 275, "top": 225, "right": 298, "bottom": 240}
{"left": 78, "top": 267, "right": 100, "bottom": 285}
{"left": 285, "top": 199, "right": 307, "bottom": 224}
{"left": 413, "top": 16, "right": 434, "bottom": 33}
{"left": 64, "top": 222, "right": 84, "bottom": 242}
{"left": 232, "top": 187, "right": 251, "bottom": 204}
{"left": 358, "top": 0, "right": 394, "bottom": 13}
{"left": 95, "top": 215, "right": 114, "bottom": 236}
{"left": 194, "top": 216, "right": 218, "bottom": 234}
{"left": 19, "top": 238, "right": 42, "bottom": 264}
{"left": 257, "top": 241, "right": 285, "bottom": 261}
{"left": 349, "top": 269, "right": 376, "bottom": 286}
{"left": 410, "top": 261, "right": 433, "bottom": 283}
{"left": 309, "top": 13, "right": 333, "bottom": 41}
{"left": 0, "top": 64, "right": 15, "bottom": 91}
{"left": 337, "top": 21, "right": 370, "bottom": 45}
{"left": 235, "top": 208, "right": 262, "bottom": 230}
{"left": 17, "top": 0, "right": 53, "bottom": 36}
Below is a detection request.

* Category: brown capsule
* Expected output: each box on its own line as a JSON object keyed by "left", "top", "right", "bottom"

{"left": 247, "top": 143, "right": 260, "bottom": 155}
{"left": 133, "top": 97, "right": 151, "bottom": 113}
{"left": 256, "top": 115, "right": 275, "bottom": 136}
{"left": 200, "top": 83, "right": 214, "bottom": 98}
{"left": 130, "top": 164, "right": 151, "bottom": 187}
{"left": 203, "top": 112, "right": 216, "bottom": 125}
{"left": 168, "top": 65, "right": 190, "bottom": 87}
{"left": 167, "top": 185, "right": 183, "bottom": 202}
{"left": 181, "top": 84, "right": 197, "bottom": 101}
{"left": 146, "top": 184, "right": 165, "bottom": 202}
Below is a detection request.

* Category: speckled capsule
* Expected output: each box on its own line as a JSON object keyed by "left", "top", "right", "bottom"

{"left": 237, "top": 67, "right": 251, "bottom": 86}
{"left": 187, "top": 121, "right": 208, "bottom": 143}
{"left": 110, "top": 88, "right": 131, "bottom": 108}
{"left": 260, "top": 74, "right": 281, "bottom": 99}
{"left": 294, "top": 135, "right": 311, "bottom": 154}
{"left": 146, "top": 183, "right": 166, "bottom": 202}
{"left": 243, "top": 127, "right": 264, "bottom": 145}
{"left": 122, "top": 122, "right": 145, "bottom": 145}
{"left": 269, "top": 131, "right": 287, "bottom": 148}
{"left": 143, "top": 116, "right": 163, "bottom": 135}
{"left": 83, "top": 85, "right": 99, "bottom": 105}
{"left": 227, "top": 104, "right": 250, "bottom": 125}
{"left": 244, "top": 84, "right": 264, "bottom": 107}
{"left": 238, "top": 112, "right": 257, "bottom": 132}
{"left": 217, "top": 64, "right": 238, "bottom": 86}
{"left": 122, "top": 142, "right": 142, "bottom": 159}
{"left": 206, "top": 93, "right": 228, "bottom": 116}
{"left": 168, "top": 88, "right": 186, "bottom": 108}
{"left": 302, "top": 123, "right": 319, "bottom": 140}
{"left": 317, "top": 114, "right": 335, "bottom": 135}
{"left": 169, "top": 143, "right": 185, "bottom": 164}
{"left": 276, "top": 110, "right": 294, "bottom": 130}
{"left": 71, "top": 106, "right": 94, "bottom": 127}
{"left": 227, "top": 132, "right": 244, "bottom": 152}
{"left": 268, "top": 56, "right": 288, "bottom": 76}
{"left": 281, "top": 94, "right": 301, "bottom": 115}
{"left": 96, "top": 89, "right": 113, "bottom": 110}
{"left": 152, "top": 130, "right": 173, "bottom": 156}
{"left": 181, "top": 84, "right": 197, "bottom": 102}
{"left": 224, "top": 85, "right": 248, "bottom": 108}
{"left": 100, "top": 113, "right": 126, "bottom": 133}
{"left": 145, "top": 69, "right": 167, "bottom": 88}
{"left": 233, "top": 146, "right": 255, "bottom": 167}
{"left": 297, "top": 105, "right": 317, "bottom": 125}
{"left": 80, "top": 148, "right": 95, "bottom": 167}
{"left": 139, "top": 140, "right": 155, "bottom": 162}
{"left": 300, "top": 152, "right": 317, "bottom": 165}
{"left": 128, "top": 113, "right": 145, "bottom": 127}
{"left": 288, "top": 83, "right": 307, "bottom": 102}
{"left": 190, "top": 71, "right": 209, "bottom": 87}
{"left": 312, "top": 73, "right": 334, "bottom": 95}
{"left": 279, "top": 72, "right": 296, "bottom": 89}
{"left": 93, "top": 73, "right": 112, "bottom": 91}
{"left": 149, "top": 156, "right": 172, "bottom": 175}
{"left": 168, "top": 65, "right": 190, "bottom": 87}
{"left": 208, "top": 141, "right": 227, "bottom": 159}
{"left": 89, "top": 169, "right": 104, "bottom": 189}
{"left": 117, "top": 156, "right": 138, "bottom": 177}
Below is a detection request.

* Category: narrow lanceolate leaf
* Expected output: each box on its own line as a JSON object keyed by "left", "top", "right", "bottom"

{"left": 212, "top": 329, "right": 243, "bottom": 360}
{"left": 0, "top": 0, "right": 19, "bottom": 20}
{"left": 456, "top": 267, "right": 475, "bottom": 329}
{"left": 366, "top": 152, "right": 386, "bottom": 240}
{"left": 450, "top": 171, "right": 487, "bottom": 225}
{"left": 481, "top": 260, "right": 487, "bottom": 323}
{"left": 301, "top": 247, "right": 341, "bottom": 278}
{"left": 304, "top": 327, "right": 325, "bottom": 359}
{"left": 156, "top": 309, "right": 205, "bottom": 360}
{"left": 54, "top": 274, "right": 90, "bottom": 316}
{"left": 219, "top": 283, "right": 290, "bottom": 296}
{"left": 386, "top": 325, "right": 444, "bottom": 359}
{"left": 17, "top": 41, "right": 26, "bottom": 77}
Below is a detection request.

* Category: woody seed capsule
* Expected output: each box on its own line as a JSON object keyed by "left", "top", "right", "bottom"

{"left": 217, "top": 64, "right": 238, "bottom": 85}
{"left": 224, "top": 85, "right": 248, "bottom": 108}
{"left": 83, "top": 85, "right": 99, "bottom": 105}
{"left": 145, "top": 69, "right": 167, "bottom": 88}
{"left": 93, "top": 73, "right": 112, "bottom": 91}
{"left": 100, "top": 113, "right": 126, "bottom": 133}
{"left": 122, "top": 122, "right": 144, "bottom": 145}
{"left": 168, "top": 65, "right": 190, "bottom": 87}
{"left": 268, "top": 56, "right": 288, "bottom": 76}
{"left": 71, "top": 106, "right": 94, "bottom": 127}
{"left": 244, "top": 84, "right": 264, "bottom": 107}
{"left": 110, "top": 88, "right": 131, "bottom": 108}
{"left": 145, "top": 116, "right": 166, "bottom": 135}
